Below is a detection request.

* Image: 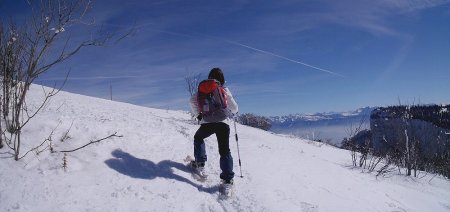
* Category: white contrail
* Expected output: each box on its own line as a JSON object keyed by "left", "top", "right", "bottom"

{"left": 94, "top": 22, "right": 345, "bottom": 77}
{"left": 120, "top": 22, "right": 344, "bottom": 77}
{"left": 37, "top": 75, "right": 141, "bottom": 81}
{"left": 224, "top": 40, "right": 345, "bottom": 77}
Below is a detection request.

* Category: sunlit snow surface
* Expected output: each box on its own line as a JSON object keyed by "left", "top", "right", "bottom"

{"left": 0, "top": 85, "right": 449, "bottom": 212}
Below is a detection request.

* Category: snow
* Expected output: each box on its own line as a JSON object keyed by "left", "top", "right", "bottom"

{"left": 50, "top": 27, "right": 65, "bottom": 34}
{"left": 1, "top": 85, "right": 449, "bottom": 212}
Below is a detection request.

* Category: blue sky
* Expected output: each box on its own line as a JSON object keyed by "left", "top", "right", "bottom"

{"left": 2, "top": 0, "right": 450, "bottom": 116}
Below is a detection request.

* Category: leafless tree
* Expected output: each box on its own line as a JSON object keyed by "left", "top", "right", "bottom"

{"left": 184, "top": 71, "right": 202, "bottom": 96}
{"left": 0, "top": 0, "right": 130, "bottom": 160}
{"left": 342, "top": 115, "right": 368, "bottom": 167}
{"left": 238, "top": 113, "right": 272, "bottom": 131}
{"left": 371, "top": 104, "right": 450, "bottom": 179}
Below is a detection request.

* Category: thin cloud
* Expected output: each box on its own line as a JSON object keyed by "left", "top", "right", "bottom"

{"left": 327, "top": 0, "right": 450, "bottom": 36}
{"left": 376, "top": 35, "right": 415, "bottom": 83}
{"left": 382, "top": 0, "right": 450, "bottom": 11}
{"left": 37, "top": 75, "right": 142, "bottom": 81}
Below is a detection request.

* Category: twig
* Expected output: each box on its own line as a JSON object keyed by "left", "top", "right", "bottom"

{"left": 18, "top": 123, "right": 59, "bottom": 160}
{"left": 58, "top": 132, "right": 122, "bottom": 153}
{"left": 418, "top": 171, "right": 428, "bottom": 179}
{"left": 60, "top": 120, "right": 74, "bottom": 142}
{"left": 428, "top": 173, "right": 438, "bottom": 183}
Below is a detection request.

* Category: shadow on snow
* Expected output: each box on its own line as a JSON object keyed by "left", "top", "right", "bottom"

{"left": 0, "top": 151, "right": 14, "bottom": 159}
{"left": 105, "top": 149, "right": 219, "bottom": 194}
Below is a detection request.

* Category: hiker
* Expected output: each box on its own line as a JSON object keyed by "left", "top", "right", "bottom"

{"left": 189, "top": 67, "right": 239, "bottom": 187}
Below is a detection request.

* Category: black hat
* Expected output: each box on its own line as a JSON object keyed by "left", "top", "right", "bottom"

{"left": 208, "top": 67, "right": 225, "bottom": 85}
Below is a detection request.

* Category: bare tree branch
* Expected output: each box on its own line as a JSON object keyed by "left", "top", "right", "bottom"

{"left": 184, "top": 70, "right": 202, "bottom": 96}
{"left": 18, "top": 121, "right": 60, "bottom": 160}
{"left": 58, "top": 132, "right": 123, "bottom": 153}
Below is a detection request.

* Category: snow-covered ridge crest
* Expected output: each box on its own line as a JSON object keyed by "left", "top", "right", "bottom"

{"left": 0, "top": 85, "right": 449, "bottom": 212}
{"left": 270, "top": 107, "right": 374, "bottom": 123}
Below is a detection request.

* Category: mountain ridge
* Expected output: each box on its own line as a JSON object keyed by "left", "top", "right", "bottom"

{"left": 269, "top": 106, "right": 374, "bottom": 124}
{"left": 268, "top": 107, "right": 374, "bottom": 145}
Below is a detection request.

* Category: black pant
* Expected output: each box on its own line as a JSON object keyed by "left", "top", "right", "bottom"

{"left": 194, "top": 122, "right": 234, "bottom": 180}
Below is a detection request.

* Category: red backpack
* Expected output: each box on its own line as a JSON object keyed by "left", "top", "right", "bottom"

{"left": 197, "top": 79, "right": 228, "bottom": 122}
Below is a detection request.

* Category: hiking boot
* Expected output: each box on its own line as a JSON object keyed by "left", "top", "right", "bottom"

{"left": 222, "top": 179, "right": 233, "bottom": 185}
{"left": 220, "top": 179, "right": 234, "bottom": 197}
{"left": 189, "top": 161, "right": 207, "bottom": 179}
{"left": 189, "top": 161, "right": 205, "bottom": 169}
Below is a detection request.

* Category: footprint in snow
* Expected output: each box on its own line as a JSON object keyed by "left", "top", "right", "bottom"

{"left": 301, "top": 202, "right": 319, "bottom": 212}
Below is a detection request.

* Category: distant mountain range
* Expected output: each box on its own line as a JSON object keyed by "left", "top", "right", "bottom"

{"left": 269, "top": 107, "right": 374, "bottom": 146}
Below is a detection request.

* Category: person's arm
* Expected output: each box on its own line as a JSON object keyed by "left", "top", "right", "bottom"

{"left": 224, "top": 87, "right": 238, "bottom": 114}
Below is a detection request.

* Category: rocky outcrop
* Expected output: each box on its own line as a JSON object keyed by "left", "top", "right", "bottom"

{"left": 370, "top": 105, "right": 450, "bottom": 157}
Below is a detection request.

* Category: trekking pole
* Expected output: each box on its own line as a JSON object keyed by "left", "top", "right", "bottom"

{"left": 233, "top": 114, "right": 243, "bottom": 178}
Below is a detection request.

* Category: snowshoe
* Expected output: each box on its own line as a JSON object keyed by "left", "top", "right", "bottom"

{"left": 219, "top": 179, "right": 234, "bottom": 198}
{"left": 184, "top": 156, "right": 208, "bottom": 182}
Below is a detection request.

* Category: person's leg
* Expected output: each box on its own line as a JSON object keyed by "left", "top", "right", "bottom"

{"left": 215, "top": 123, "right": 234, "bottom": 181}
{"left": 193, "top": 124, "right": 214, "bottom": 163}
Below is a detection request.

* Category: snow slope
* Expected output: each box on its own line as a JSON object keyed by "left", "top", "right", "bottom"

{"left": 0, "top": 85, "right": 449, "bottom": 212}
